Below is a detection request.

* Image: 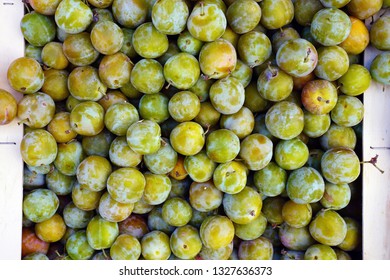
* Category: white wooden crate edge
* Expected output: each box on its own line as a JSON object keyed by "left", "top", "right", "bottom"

{"left": 0, "top": 4, "right": 389, "bottom": 260}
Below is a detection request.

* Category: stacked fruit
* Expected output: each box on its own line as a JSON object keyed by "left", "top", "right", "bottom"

{"left": 1, "top": 0, "right": 389, "bottom": 260}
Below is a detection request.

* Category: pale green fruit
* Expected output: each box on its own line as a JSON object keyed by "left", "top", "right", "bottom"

{"left": 21, "top": 129, "right": 58, "bottom": 167}
{"left": 254, "top": 162, "right": 287, "bottom": 197}
{"left": 130, "top": 59, "right": 165, "bottom": 94}
{"left": 234, "top": 213, "right": 267, "bottom": 241}
{"left": 370, "top": 52, "right": 390, "bottom": 85}
{"left": 311, "top": 8, "right": 352, "bottom": 46}
{"left": 275, "top": 138, "right": 309, "bottom": 170}
{"left": 111, "top": 0, "right": 148, "bottom": 28}
{"left": 144, "top": 139, "right": 178, "bottom": 175}
{"left": 226, "top": 0, "right": 262, "bottom": 34}
{"left": 303, "top": 111, "right": 331, "bottom": 138}
{"left": 170, "top": 225, "right": 202, "bottom": 260}
{"left": 309, "top": 210, "right": 347, "bottom": 246}
{"left": 86, "top": 215, "right": 119, "bottom": 250}
{"left": 132, "top": 22, "right": 169, "bottom": 58}
{"left": 189, "top": 180, "right": 223, "bottom": 212}
{"left": 55, "top": 0, "right": 93, "bottom": 34}
{"left": 76, "top": 155, "right": 112, "bottom": 192}
{"left": 168, "top": 91, "right": 201, "bottom": 122}
{"left": 286, "top": 167, "right": 325, "bottom": 204}
{"left": 169, "top": 121, "right": 205, "bottom": 156}
{"left": 141, "top": 230, "right": 171, "bottom": 260}
{"left": 126, "top": 120, "right": 161, "bottom": 155}
{"left": 213, "top": 161, "right": 247, "bottom": 194}
{"left": 237, "top": 31, "right": 272, "bottom": 68}
{"left": 187, "top": 2, "right": 227, "bottom": 42}
{"left": 238, "top": 237, "right": 273, "bottom": 260}
{"left": 320, "top": 123, "right": 357, "bottom": 150}
{"left": 23, "top": 189, "right": 59, "bottom": 223}
{"left": 184, "top": 151, "right": 217, "bottom": 183}
{"left": 98, "top": 192, "right": 134, "bottom": 222}
{"left": 90, "top": 20, "right": 124, "bottom": 55}
{"left": 260, "top": 0, "right": 294, "bottom": 30}
{"left": 143, "top": 173, "right": 172, "bottom": 205}
{"left": 321, "top": 147, "right": 361, "bottom": 184}
{"left": 206, "top": 129, "right": 240, "bottom": 164}
{"left": 331, "top": 95, "right": 364, "bottom": 127}
{"left": 151, "top": 0, "right": 189, "bottom": 35}
{"left": 223, "top": 186, "right": 262, "bottom": 225}
{"left": 220, "top": 106, "right": 255, "bottom": 139}
{"left": 278, "top": 223, "right": 316, "bottom": 250}
{"left": 337, "top": 217, "right": 361, "bottom": 251}
{"left": 110, "top": 234, "right": 141, "bottom": 260}
{"left": 257, "top": 66, "right": 294, "bottom": 102}
{"left": 304, "top": 244, "right": 337, "bottom": 260}
{"left": 320, "top": 182, "right": 351, "bottom": 210}
{"left": 107, "top": 167, "right": 146, "bottom": 204}
{"left": 68, "top": 66, "right": 107, "bottom": 101}
{"left": 98, "top": 52, "right": 133, "bottom": 89}
{"left": 209, "top": 76, "right": 245, "bottom": 115}
{"left": 69, "top": 101, "right": 105, "bottom": 136}
{"left": 265, "top": 101, "right": 304, "bottom": 140}
{"left": 239, "top": 134, "right": 273, "bottom": 171}
{"left": 200, "top": 215, "right": 235, "bottom": 250}
{"left": 164, "top": 52, "right": 200, "bottom": 90}
{"left": 338, "top": 64, "right": 371, "bottom": 96}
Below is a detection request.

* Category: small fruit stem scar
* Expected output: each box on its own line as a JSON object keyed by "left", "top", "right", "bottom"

{"left": 361, "top": 154, "right": 385, "bottom": 174}
{"left": 304, "top": 48, "right": 311, "bottom": 63}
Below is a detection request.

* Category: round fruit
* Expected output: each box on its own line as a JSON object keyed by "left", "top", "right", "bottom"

{"left": 23, "top": 188, "right": 59, "bottom": 223}
{"left": 131, "top": 59, "right": 165, "bottom": 94}
{"left": 65, "top": 230, "right": 95, "bottom": 260}
{"left": 199, "top": 39, "right": 237, "bottom": 79}
{"left": 304, "top": 244, "right": 337, "bottom": 260}
{"left": 265, "top": 101, "right": 304, "bottom": 140}
{"left": 162, "top": 197, "right": 192, "bottom": 227}
{"left": 370, "top": 52, "right": 390, "bottom": 85}
{"left": 338, "top": 64, "right": 371, "bottom": 96}
{"left": 314, "top": 46, "right": 349, "bottom": 81}
{"left": 200, "top": 215, "right": 235, "bottom": 249}
{"left": 164, "top": 52, "right": 200, "bottom": 90}
{"left": 239, "top": 133, "right": 273, "bottom": 171}
{"left": 90, "top": 20, "right": 124, "bottom": 55}
{"left": 309, "top": 209, "right": 347, "bottom": 246}
{"left": 110, "top": 234, "right": 141, "bottom": 260}
{"left": 170, "top": 121, "right": 205, "bottom": 156}
{"left": 301, "top": 79, "right": 338, "bottom": 115}
{"left": 104, "top": 102, "right": 139, "bottom": 136}
{"left": 276, "top": 38, "right": 318, "bottom": 78}
{"left": 141, "top": 230, "right": 171, "bottom": 260}
{"left": 311, "top": 8, "right": 352, "bottom": 46}
{"left": 7, "top": 57, "right": 44, "bottom": 94}
{"left": 170, "top": 225, "right": 202, "bottom": 260}
{"left": 347, "top": 0, "right": 383, "bottom": 20}
{"left": 237, "top": 31, "right": 272, "bottom": 68}
{"left": 21, "top": 12, "right": 56, "bottom": 47}
{"left": 330, "top": 95, "right": 364, "bottom": 127}
{"left": 132, "top": 22, "right": 169, "bottom": 59}
{"left": 189, "top": 180, "right": 223, "bottom": 212}
{"left": 111, "top": 0, "right": 148, "bottom": 29}
{"left": 226, "top": 0, "right": 261, "bottom": 34}
{"left": 187, "top": 2, "right": 227, "bottom": 42}
{"left": 339, "top": 16, "right": 369, "bottom": 55}
{"left": 0, "top": 89, "right": 17, "bottom": 125}
{"left": 98, "top": 192, "right": 134, "bottom": 222}
{"left": 286, "top": 167, "right": 325, "bottom": 204}
{"left": 257, "top": 66, "right": 293, "bottom": 102}
{"left": 151, "top": 0, "right": 189, "bottom": 35}
{"left": 86, "top": 215, "right": 119, "bottom": 250}
{"left": 63, "top": 32, "right": 100, "bottom": 66}
{"left": 168, "top": 91, "right": 201, "bottom": 122}
{"left": 253, "top": 161, "right": 287, "bottom": 197}
{"left": 143, "top": 173, "right": 171, "bottom": 205}
{"left": 213, "top": 161, "right": 247, "bottom": 194}
{"left": 260, "top": 0, "right": 294, "bottom": 30}
{"left": 69, "top": 101, "right": 105, "bottom": 136}
{"left": 238, "top": 237, "right": 273, "bottom": 260}
{"left": 21, "top": 129, "right": 58, "bottom": 167}
{"left": 223, "top": 186, "right": 262, "bottom": 225}
{"left": 282, "top": 200, "right": 312, "bottom": 228}
{"left": 184, "top": 151, "right": 217, "bottom": 183}
{"left": 126, "top": 120, "right": 161, "bottom": 155}
{"left": 107, "top": 167, "right": 146, "bottom": 204}
{"left": 55, "top": 0, "right": 93, "bottom": 34}
{"left": 206, "top": 129, "right": 240, "bottom": 164}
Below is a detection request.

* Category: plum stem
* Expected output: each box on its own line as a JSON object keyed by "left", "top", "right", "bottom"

{"left": 361, "top": 154, "right": 385, "bottom": 174}
{"left": 200, "top": 2, "right": 205, "bottom": 16}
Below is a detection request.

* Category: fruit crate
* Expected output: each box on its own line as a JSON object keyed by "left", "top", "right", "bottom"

{"left": 0, "top": 1, "right": 390, "bottom": 260}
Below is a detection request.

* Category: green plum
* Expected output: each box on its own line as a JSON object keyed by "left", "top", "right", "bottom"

{"left": 254, "top": 161, "right": 287, "bottom": 197}
{"left": 162, "top": 197, "right": 192, "bottom": 227}
{"left": 301, "top": 79, "right": 338, "bottom": 115}
{"left": 104, "top": 102, "right": 139, "bottom": 136}
{"left": 304, "top": 244, "right": 337, "bottom": 260}
{"left": 311, "top": 8, "right": 352, "bottom": 46}
{"left": 70, "top": 101, "right": 105, "bottom": 136}
{"left": 237, "top": 31, "right": 272, "bottom": 68}
{"left": 303, "top": 111, "right": 331, "bottom": 138}
{"left": 168, "top": 91, "right": 201, "bottom": 122}
{"left": 144, "top": 138, "right": 178, "bottom": 175}
{"left": 206, "top": 129, "right": 240, "bottom": 164}
{"left": 321, "top": 147, "right": 361, "bottom": 184}
{"left": 184, "top": 151, "right": 217, "bottom": 183}
{"left": 164, "top": 52, "right": 200, "bottom": 90}
{"left": 260, "top": 0, "right": 294, "bottom": 30}
{"left": 200, "top": 215, "right": 235, "bottom": 250}
{"left": 91, "top": 20, "right": 124, "bottom": 55}
{"left": 338, "top": 64, "right": 371, "bottom": 96}
{"left": 131, "top": 59, "right": 165, "bottom": 94}
{"left": 55, "top": 0, "right": 93, "bottom": 34}
{"left": 151, "top": 0, "right": 189, "bottom": 35}
{"left": 63, "top": 32, "right": 99, "bottom": 66}
{"left": 309, "top": 209, "right": 347, "bottom": 246}
{"left": 320, "top": 182, "right": 351, "bottom": 210}
{"left": 209, "top": 76, "right": 245, "bottom": 115}
{"left": 132, "top": 22, "right": 168, "bottom": 58}
{"left": 276, "top": 38, "right": 318, "bottom": 78}
{"left": 126, "top": 120, "right": 161, "bottom": 155}
{"left": 282, "top": 200, "right": 312, "bottom": 228}
{"left": 213, "top": 161, "right": 247, "bottom": 194}
{"left": 320, "top": 123, "right": 357, "bottom": 150}
{"left": 143, "top": 173, "right": 171, "bottom": 205}
{"left": 331, "top": 95, "right": 364, "bottom": 127}
{"left": 239, "top": 133, "right": 273, "bottom": 171}
{"left": 238, "top": 237, "right": 273, "bottom": 260}
{"left": 286, "top": 167, "right": 325, "bottom": 204}
{"left": 275, "top": 137, "right": 309, "bottom": 170}
{"left": 226, "top": 0, "right": 261, "bottom": 34}
{"left": 278, "top": 223, "right": 316, "bottom": 250}
{"left": 139, "top": 93, "right": 169, "bottom": 123}
{"left": 111, "top": 0, "right": 148, "bottom": 28}
{"left": 86, "top": 215, "right": 119, "bottom": 250}
{"left": 370, "top": 52, "right": 390, "bottom": 85}
{"left": 141, "top": 230, "right": 171, "bottom": 260}
{"left": 177, "top": 30, "right": 204, "bottom": 56}
{"left": 257, "top": 66, "right": 293, "bottom": 102}
{"left": 170, "top": 225, "right": 202, "bottom": 260}
{"left": 21, "top": 129, "right": 58, "bottom": 167}
{"left": 17, "top": 92, "right": 55, "bottom": 128}
{"left": 294, "top": 0, "right": 324, "bottom": 26}
{"left": 66, "top": 230, "right": 95, "bottom": 260}
{"left": 110, "top": 234, "right": 141, "bottom": 260}
{"left": 107, "top": 167, "right": 146, "bottom": 204}
{"left": 7, "top": 57, "right": 44, "bottom": 94}
{"left": 187, "top": 2, "right": 227, "bottom": 42}
{"left": 265, "top": 101, "right": 304, "bottom": 140}
{"left": 68, "top": 66, "right": 107, "bottom": 101}
{"left": 314, "top": 46, "right": 349, "bottom": 81}
{"left": 189, "top": 180, "right": 223, "bottom": 212}
{"left": 21, "top": 12, "right": 56, "bottom": 47}
{"left": 170, "top": 121, "right": 205, "bottom": 156}
{"left": 370, "top": 15, "right": 390, "bottom": 51}
{"left": 23, "top": 188, "right": 59, "bottom": 223}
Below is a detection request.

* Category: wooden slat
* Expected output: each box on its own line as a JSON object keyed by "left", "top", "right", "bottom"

{"left": 0, "top": 0, "right": 25, "bottom": 260}
{"left": 363, "top": 10, "right": 390, "bottom": 260}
